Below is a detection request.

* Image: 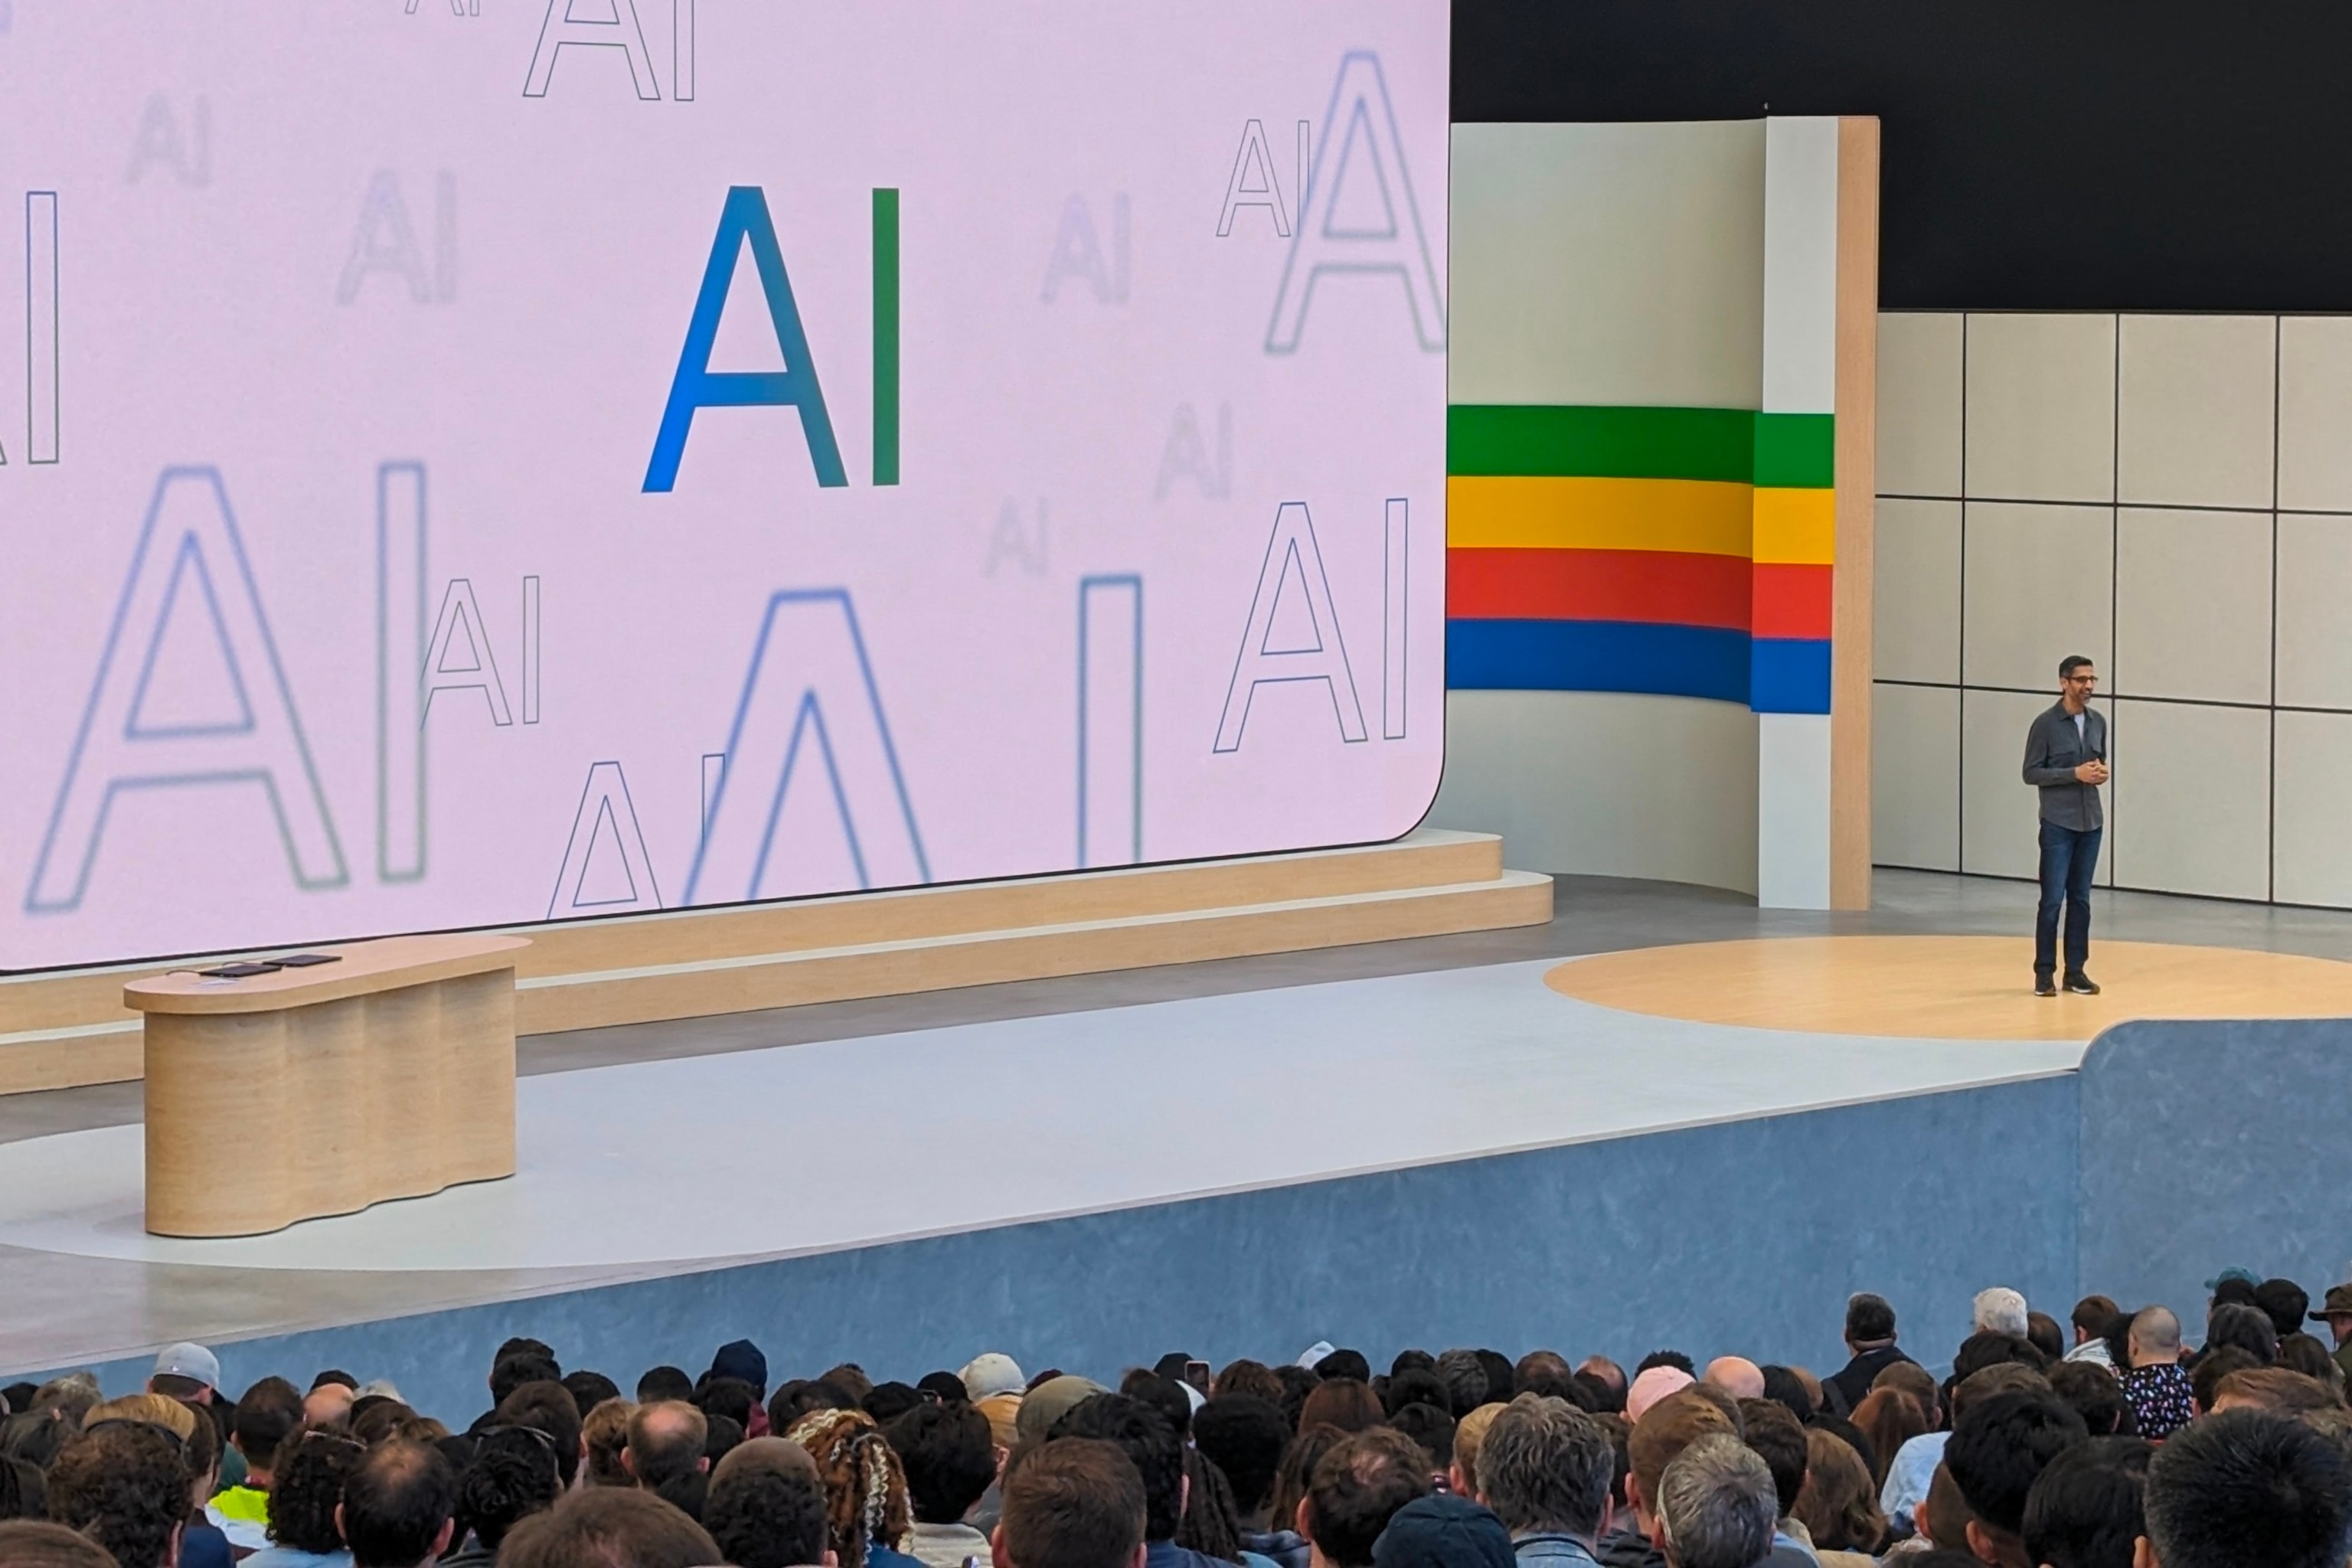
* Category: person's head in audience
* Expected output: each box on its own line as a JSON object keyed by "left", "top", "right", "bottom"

{"left": 864, "top": 1383, "right": 925, "bottom": 1428}
{"left": 1625, "top": 1389, "right": 1736, "bottom": 1548}
{"left": 265, "top": 1427, "right": 363, "bottom": 1552}
{"left": 789, "top": 1404, "right": 913, "bottom": 1568}
{"left": 1954, "top": 1332, "right": 2050, "bottom": 1387}
{"left": 2278, "top": 1332, "right": 2344, "bottom": 1390}
{"left": 454, "top": 1424, "right": 561, "bottom": 1556}
{"left": 0, "top": 1521, "right": 115, "bottom": 1568}
{"left": 1192, "top": 1397, "right": 1288, "bottom": 1527}
{"left": 1474, "top": 1393, "right": 1610, "bottom": 1545}
{"left": 230, "top": 1378, "right": 305, "bottom": 1486}
{"left": 919, "top": 1372, "right": 971, "bottom": 1408}
{"left": 1655, "top": 1434, "right": 1775, "bottom": 1568}
{"left": 2255, "top": 1279, "right": 2311, "bottom": 1341}
{"left": 2204, "top": 1302, "right": 2279, "bottom": 1364}
{"left": 494, "top": 1380, "right": 583, "bottom": 1490}
{"left": 1369, "top": 1494, "right": 1513, "bottom": 1568}
{"left": 2026, "top": 1312, "right": 2068, "bottom": 1364}
{"left": 1851, "top": 1387, "right": 1929, "bottom": 1489}
{"left": 2072, "top": 1296, "right": 2121, "bottom": 1350}
{"left": 489, "top": 1350, "right": 562, "bottom": 1410}
{"left": 1047, "top": 1396, "right": 1181, "bottom": 1547}
{"left": 891, "top": 1402, "right": 998, "bottom": 1526}
{"left": 992, "top": 1438, "right": 1147, "bottom": 1568}
{"left": 774, "top": 1379, "right": 861, "bottom": 1438}
{"left": 626, "top": 1400, "right": 709, "bottom": 1490}
{"left": 583, "top": 1396, "right": 638, "bottom": 1487}
{"left": 1874, "top": 1358, "right": 1942, "bottom": 1420}
{"left": 2050, "top": 1362, "right": 2135, "bottom": 1436}
{"left": 636, "top": 1366, "right": 694, "bottom": 1406}
{"left": 1387, "top": 1403, "right": 1455, "bottom": 1474}
{"left": 1298, "top": 1380, "right": 1383, "bottom": 1436}
{"left": 336, "top": 1437, "right": 455, "bottom": 1568}
{"left": 707, "top": 1340, "right": 769, "bottom": 1402}
{"left": 1624, "top": 1368, "right": 1694, "bottom": 1424}
{"left": 2209, "top": 1367, "right": 2340, "bottom": 1417}
{"left": 305, "top": 1380, "right": 358, "bottom": 1430}
{"left": 1973, "top": 1289, "right": 2031, "bottom": 1341}
{"left": 2138, "top": 1407, "right": 2352, "bottom": 1568}
{"left": 1428, "top": 1352, "right": 1488, "bottom": 1418}
{"left": 44, "top": 1422, "right": 185, "bottom": 1568}
{"left": 1756, "top": 1367, "right": 1811, "bottom": 1424}
{"left": 145, "top": 1343, "right": 219, "bottom": 1409}
{"left": 705, "top": 1436, "right": 831, "bottom": 1568}
{"left": 2020, "top": 1436, "right": 2148, "bottom": 1568}
{"left": 1845, "top": 1293, "right": 1899, "bottom": 1354}
{"left": 1315, "top": 1352, "right": 1371, "bottom": 1386}
{"left": 1299, "top": 1428, "right": 1431, "bottom": 1568}
{"left": 1793, "top": 1426, "right": 1883, "bottom": 1553}
{"left": 1445, "top": 1404, "right": 1504, "bottom": 1504}
{"left": 2189, "top": 1348, "right": 2259, "bottom": 1416}
{"left": 1380, "top": 1372, "right": 1446, "bottom": 1422}
{"left": 1213, "top": 1362, "right": 1285, "bottom": 1408}
{"left": 2127, "top": 1307, "right": 2184, "bottom": 1369}
{"left": 498, "top": 1486, "right": 724, "bottom": 1568}
{"left": 1733, "top": 1399, "right": 1805, "bottom": 1527}
{"left": 1920, "top": 1462, "right": 1971, "bottom": 1553}
{"left": 1700, "top": 1360, "right": 1763, "bottom": 1403}
{"left": 1943, "top": 1387, "right": 2090, "bottom": 1568}
{"left": 562, "top": 1370, "right": 622, "bottom": 1420}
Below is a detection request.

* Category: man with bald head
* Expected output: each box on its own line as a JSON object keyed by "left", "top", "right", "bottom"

{"left": 304, "top": 1380, "right": 356, "bottom": 1429}
{"left": 626, "top": 1400, "right": 711, "bottom": 1488}
{"left": 1699, "top": 1361, "right": 1762, "bottom": 1403}
{"left": 2122, "top": 1307, "right": 2194, "bottom": 1440}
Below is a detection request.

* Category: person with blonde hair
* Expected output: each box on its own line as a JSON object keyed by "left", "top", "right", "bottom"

{"left": 789, "top": 1405, "right": 920, "bottom": 1568}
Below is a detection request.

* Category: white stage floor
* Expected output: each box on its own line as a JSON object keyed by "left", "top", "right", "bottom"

{"left": 0, "top": 959, "right": 2086, "bottom": 1275}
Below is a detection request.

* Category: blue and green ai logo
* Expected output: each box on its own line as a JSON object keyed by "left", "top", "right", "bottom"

{"left": 644, "top": 185, "right": 900, "bottom": 492}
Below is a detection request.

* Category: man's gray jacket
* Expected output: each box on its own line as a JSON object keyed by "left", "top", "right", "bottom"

{"left": 2024, "top": 701, "right": 2106, "bottom": 830}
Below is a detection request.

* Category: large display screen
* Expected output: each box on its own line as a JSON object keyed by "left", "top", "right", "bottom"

{"left": 0, "top": 2, "right": 1449, "bottom": 969}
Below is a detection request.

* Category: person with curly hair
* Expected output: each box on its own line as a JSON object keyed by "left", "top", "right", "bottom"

{"left": 440, "top": 1426, "right": 563, "bottom": 1566}
{"left": 44, "top": 1422, "right": 189, "bottom": 1568}
{"left": 245, "top": 1429, "right": 361, "bottom": 1567}
{"left": 786, "top": 1406, "right": 920, "bottom": 1568}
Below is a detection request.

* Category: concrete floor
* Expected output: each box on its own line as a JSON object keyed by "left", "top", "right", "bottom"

{"left": 2, "top": 867, "right": 2347, "bottom": 1375}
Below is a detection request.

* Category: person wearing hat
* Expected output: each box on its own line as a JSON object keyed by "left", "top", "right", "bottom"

{"left": 2310, "top": 1283, "right": 2352, "bottom": 1386}
{"left": 1373, "top": 1496, "right": 1515, "bottom": 1568}
{"left": 150, "top": 1342, "right": 221, "bottom": 1406}
{"left": 708, "top": 1341, "right": 769, "bottom": 1402}
{"left": 962, "top": 1355, "right": 1027, "bottom": 1404}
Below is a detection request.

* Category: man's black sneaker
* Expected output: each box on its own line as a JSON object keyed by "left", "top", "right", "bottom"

{"left": 2034, "top": 977, "right": 2057, "bottom": 997}
{"left": 2063, "top": 972, "right": 2101, "bottom": 995}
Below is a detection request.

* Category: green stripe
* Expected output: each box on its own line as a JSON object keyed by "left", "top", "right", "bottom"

{"left": 1449, "top": 405, "right": 1756, "bottom": 482}
{"left": 1753, "top": 412, "right": 1834, "bottom": 488}
{"left": 1449, "top": 405, "right": 1836, "bottom": 487}
{"left": 872, "top": 188, "right": 900, "bottom": 487}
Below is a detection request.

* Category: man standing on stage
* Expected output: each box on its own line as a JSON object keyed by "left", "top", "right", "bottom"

{"left": 2023, "top": 655, "right": 2107, "bottom": 997}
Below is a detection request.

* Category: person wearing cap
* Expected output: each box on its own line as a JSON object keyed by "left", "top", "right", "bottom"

{"left": 2310, "top": 1283, "right": 2352, "bottom": 1386}
{"left": 1373, "top": 1495, "right": 1515, "bottom": 1568}
{"left": 963, "top": 1354, "right": 1027, "bottom": 1404}
{"left": 150, "top": 1342, "right": 221, "bottom": 1406}
{"left": 708, "top": 1340, "right": 769, "bottom": 1401}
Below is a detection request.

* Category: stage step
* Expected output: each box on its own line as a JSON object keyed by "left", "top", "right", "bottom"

{"left": 0, "top": 831, "right": 1552, "bottom": 1093}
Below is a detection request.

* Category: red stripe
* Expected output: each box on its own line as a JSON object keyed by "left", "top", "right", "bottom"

{"left": 1446, "top": 547, "right": 1750, "bottom": 630}
{"left": 1752, "top": 563, "right": 1833, "bottom": 639}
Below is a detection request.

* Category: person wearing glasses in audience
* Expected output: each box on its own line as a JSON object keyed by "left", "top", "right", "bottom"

{"left": 2022, "top": 655, "right": 2109, "bottom": 997}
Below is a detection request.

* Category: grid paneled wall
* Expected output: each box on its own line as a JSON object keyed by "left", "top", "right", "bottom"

{"left": 1873, "top": 312, "right": 2352, "bottom": 906}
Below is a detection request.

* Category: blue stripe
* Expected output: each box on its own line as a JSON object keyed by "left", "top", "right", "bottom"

{"left": 1446, "top": 619, "right": 1750, "bottom": 703}
{"left": 1749, "top": 637, "right": 1832, "bottom": 714}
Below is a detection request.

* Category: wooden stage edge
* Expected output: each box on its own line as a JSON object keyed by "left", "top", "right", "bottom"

{"left": 0, "top": 830, "right": 1553, "bottom": 1096}
{"left": 1547, "top": 935, "right": 2352, "bottom": 1043}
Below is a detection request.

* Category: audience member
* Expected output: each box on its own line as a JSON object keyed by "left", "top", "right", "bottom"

{"left": 246, "top": 1428, "right": 360, "bottom": 1567}
{"left": 210, "top": 1377, "right": 304, "bottom": 1551}
{"left": 2254, "top": 1278, "right": 2311, "bottom": 1341}
{"left": 442, "top": 1425, "right": 560, "bottom": 1566}
{"left": 1699, "top": 1362, "right": 1763, "bottom": 1403}
{"left": 625, "top": 1400, "right": 709, "bottom": 1491}
{"left": 992, "top": 1439, "right": 1147, "bottom": 1568}
{"left": 1450, "top": 1405, "right": 1506, "bottom": 1504}
{"left": 1475, "top": 1394, "right": 1611, "bottom": 1563}
{"left": 2018, "top": 1437, "right": 2147, "bottom": 1568}
{"left": 1298, "top": 1383, "right": 1385, "bottom": 1436}
{"left": 2207, "top": 1366, "right": 2339, "bottom": 1416}
{"left": 2139, "top": 1407, "right": 2352, "bottom": 1568}
{"left": 1755, "top": 1367, "right": 1811, "bottom": 1426}
{"left": 2119, "top": 1308, "right": 2195, "bottom": 1442}
{"left": 1973, "top": 1289, "right": 2030, "bottom": 1341}
{"left": 2201, "top": 1302, "right": 2278, "bottom": 1365}
{"left": 0, "top": 1520, "right": 116, "bottom": 1568}
{"left": 2307, "top": 1282, "right": 2352, "bottom": 1386}
{"left": 705, "top": 1436, "right": 831, "bottom": 1568}
{"left": 44, "top": 1423, "right": 187, "bottom": 1568}
{"left": 146, "top": 1344, "right": 220, "bottom": 1410}
{"left": 637, "top": 1366, "right": 695, "bottom": 1404}
{"left": 1371, "top": 1494, "right": 1514, "bottom": 1568}
{"left": 2065, "top": 1298, "right": 2120, "bottom": 1367}
{"left": 1653, "top": 1436, "right": 1775, "bottom": 1568}
{"left": 1849, "top": 1387, "right": 1926, "bottom": 1491}
{"left": 583, "top": 1396, "right": 639, "bottom": 1487}
{"left": 1730, "top": 1400, "right": 1811, "bottom": 1564}
{"left": 498, "top": 1487, "right": 724, "bottom": 1568}
{"left": 791, "top": 1405, "right": 919, "bottom": 1568}
{"left": 335, "top": 1439, "right": 453, "bottom": 1568}
{"left": 1609, "top": 1390, "right": 1735, "bottom": 1568}
{"left": 893, "top": 1402, "right": 1000, "bottom": 1568}
{"left": 1792, "top": 1427, "right": 1883, "bottom": 1563}
{"left": 2187, "top": 1348, "right": 2258, "bottom": 1417}
{"left": 1942, "top": 1388, "right": 2089, "bottom": 1568}
{"left": 2048, "top": 1362, "right": 2134, "bottom": 1437}
{"left": 1823, "top": 1295, "right": 1913, "bottom": 1417}
{"left": 1194, "top": 1397, "right": 1288, "bottom": 1534}
{"left": 1299, "top": 1429, "right": 1430, "bottom": 1568}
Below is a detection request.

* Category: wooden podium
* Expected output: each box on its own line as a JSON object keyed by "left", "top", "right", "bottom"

{"left": 124, "top": 934, "right": 529, "bottom": 1238}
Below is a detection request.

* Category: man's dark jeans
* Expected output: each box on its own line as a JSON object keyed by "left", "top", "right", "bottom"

{"left": 2036, "top": 820, "right": 2102, "bottom": 980}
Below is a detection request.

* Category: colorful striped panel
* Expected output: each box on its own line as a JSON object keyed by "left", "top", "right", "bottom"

{"left": 1749, "top": 637, "right": 1831, "bottom": 714}
{"left": 1750, "top": 487, "right": 1834, "bottom": 564}
{"left": 1447, "top": 619, "right": 1750, "bottom": 704}
{"left": 1449, "top": 406, "right": 1756, "bottom": 482}
{"left": 1447, "top": 475, "right": 1753, "bottom": 555}
{"left": 1448, "top": 547, "right": 1751, "bottom": 630}
{"left": 1751, "top": 412, "right": 1834, "bottom": 488}
{"left": 1751, "top": 563, "right": 1832, "bottom": 639}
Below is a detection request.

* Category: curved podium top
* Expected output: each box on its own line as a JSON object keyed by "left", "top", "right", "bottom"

{"left": 124, "top": 934, "right": 532, "bottom": 1015}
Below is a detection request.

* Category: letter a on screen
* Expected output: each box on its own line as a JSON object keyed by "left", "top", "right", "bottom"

{"left": 1213, "top": 501, "right": 1367, "bottom": 752}
{"left": 645, "top": 185, "right": 847, "bottom": 492}
{"left": 27, "top": 468, "right": 348, "bottom": 913}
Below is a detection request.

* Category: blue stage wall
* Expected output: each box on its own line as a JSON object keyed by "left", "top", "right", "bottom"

{"left": 36, "top": 1074, "right": 2078, "bottom": 1426}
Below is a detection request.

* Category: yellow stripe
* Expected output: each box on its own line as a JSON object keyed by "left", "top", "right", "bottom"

{"left": 1752, "top": 487, "right": 1834, "bottom": 564}
{"left": 1446, "top": 475, "right": 1754, "bottom": 556}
